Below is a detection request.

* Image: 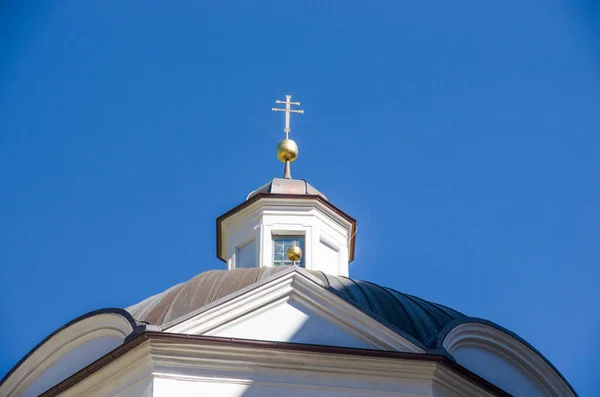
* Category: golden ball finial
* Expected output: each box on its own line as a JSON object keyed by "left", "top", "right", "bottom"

{"left": 286, "top": 244, "right": 303, "bottom": 263}
{"left": 277, "top": 139, "right": 299, "bottom": 163}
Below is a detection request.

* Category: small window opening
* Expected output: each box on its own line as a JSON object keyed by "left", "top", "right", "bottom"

{"left": 273, "top": 235, "right": 305, "bottom": 267}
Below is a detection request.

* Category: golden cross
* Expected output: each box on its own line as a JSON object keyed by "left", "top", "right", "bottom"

{"left": 272, "top": 95, "right": 304, "bottom": 139}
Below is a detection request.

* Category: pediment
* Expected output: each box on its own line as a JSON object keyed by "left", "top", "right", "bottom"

{"left": 164, "top": 269, "right": 423, "bottom": 353}
{"left": 208, "top": 298, "right": 373, "bottom": 348}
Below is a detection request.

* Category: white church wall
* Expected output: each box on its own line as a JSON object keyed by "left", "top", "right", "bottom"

{"left": 151, "top": 362, "right": 438, "bottom": 397}
{"left": 431, "top": 383, "right": 464, "bottom": 397}
{"left": 108, "top": 376, "right": 153, "bottom": 397}
{"left": 226, "top": 213, "right": 261, "bottom": 270}
{"left": 236, "top": 238, "right": 257, "bottom": 268}
{"left": 152, "top": 376, "right": 426, "bottom": 397}
{"left": 316, "top": 236, "right": 341, "bottom": 275}
{"left": 208, "top": 300, "right": 370, "bottom": 349}
{"left": 450, "top": 346, "right": 546, "bottom": 397}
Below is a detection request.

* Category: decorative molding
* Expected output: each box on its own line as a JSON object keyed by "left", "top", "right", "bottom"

{"left": 442, "top": 322, "right": 575, "bottom": 397}
{"left": 164, "top": 269, "right": 424, "bottom": 353}
{"left": 47, "top": 334, "right": 509, "bottom": 397}
{"left": 0, "top": 312, "right": 134, "bottom": 397}
{"left": 50, "top": 343, "right": 154, "bottom": 397}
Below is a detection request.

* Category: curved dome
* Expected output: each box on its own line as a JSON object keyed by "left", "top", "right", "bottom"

{"left": 127, "top": 267, "right": 465, "bottom": 347}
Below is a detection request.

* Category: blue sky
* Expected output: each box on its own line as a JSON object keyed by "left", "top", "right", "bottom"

{"left": 1, "top": 1, "right": 598, "bottom": 394}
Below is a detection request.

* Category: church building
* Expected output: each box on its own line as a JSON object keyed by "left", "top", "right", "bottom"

{"left": 0, "top": 96, "right": 577, "bottom": 396}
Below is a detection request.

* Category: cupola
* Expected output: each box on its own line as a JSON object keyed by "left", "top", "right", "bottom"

{"left": 216, "top": 95, "right": 356, "bottom": 276}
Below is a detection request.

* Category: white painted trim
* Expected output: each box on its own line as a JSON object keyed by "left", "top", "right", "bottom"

{"left": 442, "top": 322, "right": 575, "bottom": 397}
{"left": 57, "top": 337, "right": 499, "bottom": 397}
{"left": 0, "top": 313, "right": 134, "bottom": 397}
{"left": 164, "top": 269, "right": 424, "bottom": 353}
{"left": 220, "top": 197, "right": 354, "bottom": 276}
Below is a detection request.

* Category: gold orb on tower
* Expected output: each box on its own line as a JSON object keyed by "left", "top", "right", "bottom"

{"left": 277, "top": 138, "right": 299, "bottom": 163}
{"left": 286, "top": 244, "right": 303, "bottom": 263}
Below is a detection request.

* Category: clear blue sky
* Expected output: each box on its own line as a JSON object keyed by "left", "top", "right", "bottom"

{"left": 1, "top": 1, "right": 598, "bottom": 395}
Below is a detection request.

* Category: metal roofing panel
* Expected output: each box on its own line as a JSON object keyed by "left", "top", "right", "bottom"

{"left": 126, "top": 267, "right": 465, "bottom": 347}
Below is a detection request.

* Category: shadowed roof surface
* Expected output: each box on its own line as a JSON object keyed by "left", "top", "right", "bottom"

{"left": 127, "top": 267, "right": 465, "bottom": 347}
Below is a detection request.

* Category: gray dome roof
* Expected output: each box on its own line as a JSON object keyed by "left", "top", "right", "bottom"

{"left": 127, "top": 267, "right": 465, "bottom": 347}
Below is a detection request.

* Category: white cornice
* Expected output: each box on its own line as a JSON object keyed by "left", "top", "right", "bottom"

{"left": 150, "top": 339, "right": 434, "bottom": 380}
{"left": 56, "top": 336, "right": 503, "bottom": 397}
{"left": 223, "top": 197, "right": 352, "bottom": 223}
{"left": 220, "top": 198, "right": 353, "bottom": 236}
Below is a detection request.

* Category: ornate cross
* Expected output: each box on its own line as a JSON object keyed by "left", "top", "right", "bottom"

{"left": 272, "top": 95, "right": 304, "bottom": 138}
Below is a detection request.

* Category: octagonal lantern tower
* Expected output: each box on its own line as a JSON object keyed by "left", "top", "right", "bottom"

{"left": 216, "top": 95, "right": 356, "bottom": 277}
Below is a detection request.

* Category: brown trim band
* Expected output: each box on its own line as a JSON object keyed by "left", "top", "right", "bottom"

{"left": 216, "top": 193, "right": 357, "bottom": 263}
{"left": 40, "top": 331, "right": 510, "bottom": 397}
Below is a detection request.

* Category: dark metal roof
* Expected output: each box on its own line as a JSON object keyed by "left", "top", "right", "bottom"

{"left": 246, "top": 178, "right": 328, "bottom": 201}
{"left": 126, "top": 266, "right": 465, "bottom": 347}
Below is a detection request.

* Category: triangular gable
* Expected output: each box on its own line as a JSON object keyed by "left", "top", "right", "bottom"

{"left": 209, "top": 299, "right": 371, "bottom": 348}
{"left": 164, "top": 268, "right": 424, "bottom": 353}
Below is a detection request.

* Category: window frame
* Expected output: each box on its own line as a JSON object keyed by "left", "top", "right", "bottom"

{"left": 272, "top": 234, "right": 305, "bottom": 267}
